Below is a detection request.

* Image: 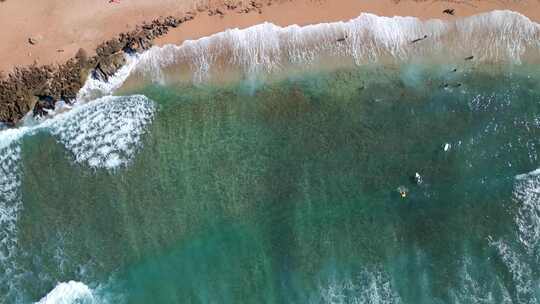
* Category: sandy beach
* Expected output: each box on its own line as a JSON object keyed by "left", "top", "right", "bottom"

{"left": 1, "top": 0, "right": 540, "bottom": 74}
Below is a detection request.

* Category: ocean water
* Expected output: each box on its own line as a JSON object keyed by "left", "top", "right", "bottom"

{"left": 0, "top": 11, "right": 539, "bottom": 304}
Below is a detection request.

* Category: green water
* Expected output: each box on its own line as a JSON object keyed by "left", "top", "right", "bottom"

{"left": 7, "top": 64, "right": 540, "bottom": 303}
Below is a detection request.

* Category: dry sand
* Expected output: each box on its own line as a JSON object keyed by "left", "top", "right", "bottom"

{"left": 1, "top": 0, "right": 540, "bottom": 74}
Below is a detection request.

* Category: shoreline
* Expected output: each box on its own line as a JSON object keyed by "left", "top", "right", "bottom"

{"left": 154, "top": 0, "right": 540, "bottom": 48}
{"left": 1, "top": 0, "right": 540, "bottom": 125}
{"left": 2, "top": 0, "right": 540, "bottom": 74}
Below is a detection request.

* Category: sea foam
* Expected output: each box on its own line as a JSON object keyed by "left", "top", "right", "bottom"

{"left": 318, "top": 268, "right": 401, "bottom": 304}
{"left": 490, "top": 239, "right": 538, "bottom": 303}
{"left": 476, "top": 169, "right": 540, "bottom": 304}
{"left": 515, "top": 169, "right": 540, "bottom": 258}
{"left": 49, "top": 95, "right": 155, "bottom": 169}
{"left": 450, "top": 256, "right": 512, "bottom": 304}
{"left": 76, "top": 56, "right": 140, "bottom": 103}
{"left": 36, "top": 281, "right": 95, "bottom": 304}
{"left": 127, "top": 10, "right": 540, "bottom": 85}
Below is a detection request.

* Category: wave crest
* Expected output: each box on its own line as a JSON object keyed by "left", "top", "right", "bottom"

{"left": 36, "top": 281, "right": 95, "bottom": 304}
{"left": 130, "top": 10, "right": 540, "bottom": 84}
{"left": 50, "top": 95, "right": 155, "bottom": 169}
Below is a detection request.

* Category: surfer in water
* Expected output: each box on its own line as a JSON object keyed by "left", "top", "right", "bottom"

{"left": 411, "top": 35, "right": 428, "bottom": 44}
{"left": 397, "top": 185, "right": 409, "bottom": 198}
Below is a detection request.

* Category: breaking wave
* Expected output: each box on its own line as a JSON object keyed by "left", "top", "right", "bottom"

{"left": 0, "top": 140, "right": 23, "bottom": 302}
{"left": 490, "top": 239, "right": 539, "bottom": 304}
{"left": 77, "top": 57, "right": 140, "bottom": 103}
{"left": 36, "top": 281, "right": 96, "bottom": 304}
{"left": 450, "top": 256, "right": 512, "bottom": 304}
{"left": 515, "top": 169, "right": 540, "bottom": 259}
{"left": 480, "top": 169, "right": 540, "bottom": 304}
{"left": 49, "top": 95, "right": 155, "bottom": 169}
{"left": 127, "top": 10, "right": 540, "bottom": 84}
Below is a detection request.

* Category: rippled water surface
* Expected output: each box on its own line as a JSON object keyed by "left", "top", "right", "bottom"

{"left": 0, "top": 63, "right": 537, "bottom": 303}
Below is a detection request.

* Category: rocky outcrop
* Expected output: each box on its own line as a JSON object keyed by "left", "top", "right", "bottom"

{"left": 0, "top": 14, "right": 194, "bottom": 125}
{"left": 33, "top": 95, "right": 55, "bottom": 117}
{"left": 0, "top": 0, "right": 272, "bottom": 126}
{"left": 92, "top": 53, "right": 126, "bottom": 83}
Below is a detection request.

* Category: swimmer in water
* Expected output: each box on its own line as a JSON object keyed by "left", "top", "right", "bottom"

{"left": 397, "top": 186, "right": 409, "bottom": 198}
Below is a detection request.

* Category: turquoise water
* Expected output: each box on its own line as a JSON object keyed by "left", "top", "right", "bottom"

{"left": 1, "top": 63, "right": 540, "bottom": 303}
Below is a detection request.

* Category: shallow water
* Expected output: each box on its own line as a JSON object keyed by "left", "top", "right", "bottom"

{"left": 1, "top": 11, "right": 540, "bottom": 304}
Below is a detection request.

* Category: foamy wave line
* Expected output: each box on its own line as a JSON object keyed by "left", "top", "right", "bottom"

{"left": 1, "top": 95, "right": 155, "bottom": 169}
{"left": 450, "top": 255, "right": 512, "bottom": 303}
{"left": 484, "top": 169, "right": 540, "bottom": 304}
{"left": 49, "top": 95, "right": 155, "bottom": 169}
{"left": 129, "top": 10, "right": 540, "bottom": 84}
{"left": 318, "top": 267, "right": 401, "bottom": 304}
{"left": 36, "top": 281, "right": 96, "bottom": 304}
{"left": 515, "top": 168, "right": 540, "bottom": 258}
{"left": 0, "top": 140, "right": 23, "bottom": 302}
{"left": 490, "top": 239, "right": 539, "bottom": 303}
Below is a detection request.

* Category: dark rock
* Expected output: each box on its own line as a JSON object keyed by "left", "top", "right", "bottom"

{"left": 28, "top": 37, "right": 39, "bottom": 45}
{"left": 33, "top": 95, "right": 56, "bottom": 117}
{"left": 0, "top": 13, "right": 196, "bottom": 126}
{"left": 443, "top": 8, "right": 455, "bottom": 15}
{"left": 182, "top": 14, "right": 195, "bottom": 21}
{"left": 96, "top": 38, "right": 123, "bottom": 57}
{"left": 92, "top": 53, "right": 126, "bottom": 82}
{"left": 250, "top": 1, "right": 263, "bottom": 8}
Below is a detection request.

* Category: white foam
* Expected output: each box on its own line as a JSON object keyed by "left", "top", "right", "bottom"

{"left": 450, "top": 256, "right": 512, "bottom": 304}
{"left": 76, "top": 55, "right": 139, "bottom": 103}
{"left": 483, "top": 168, "right": 540, "bottom": 303}
{"left": 0, "top": 94, "right": 155, "bottom": 170}
{"left": 516, "top": 168, "right": 540, "bottom": 180}
{"left": 0, "top": 138, "right": 24, "bottom": 302}
{"left": 514, "top": 169, "right": 540, "bottom": 258}
{"left": 490, "top": 239, "right": 538, "bottom": 303}
{"left": 48, "top": 95, "right": 155, "bottom": 169}
{"left": 36, "top": 281, "right": 95, "bottom": 304}
{"left": 318, "top": 268, "right": 401, "bottom": 304}
{"left": 127, "top": 11, "right": 540, "bottom": 85}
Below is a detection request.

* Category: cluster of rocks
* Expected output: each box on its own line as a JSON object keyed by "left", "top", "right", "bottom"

{"left": 0, "top": 0, "right": 275, "bottom": 127}
{"left": 202, "top": 0, "right": 270, "bottom": 15}
{"left": 237, "top": 0, "right": 266, "bottom": 14}
{"left": 0, "top": 14, "right": 194, "bottom": 126}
